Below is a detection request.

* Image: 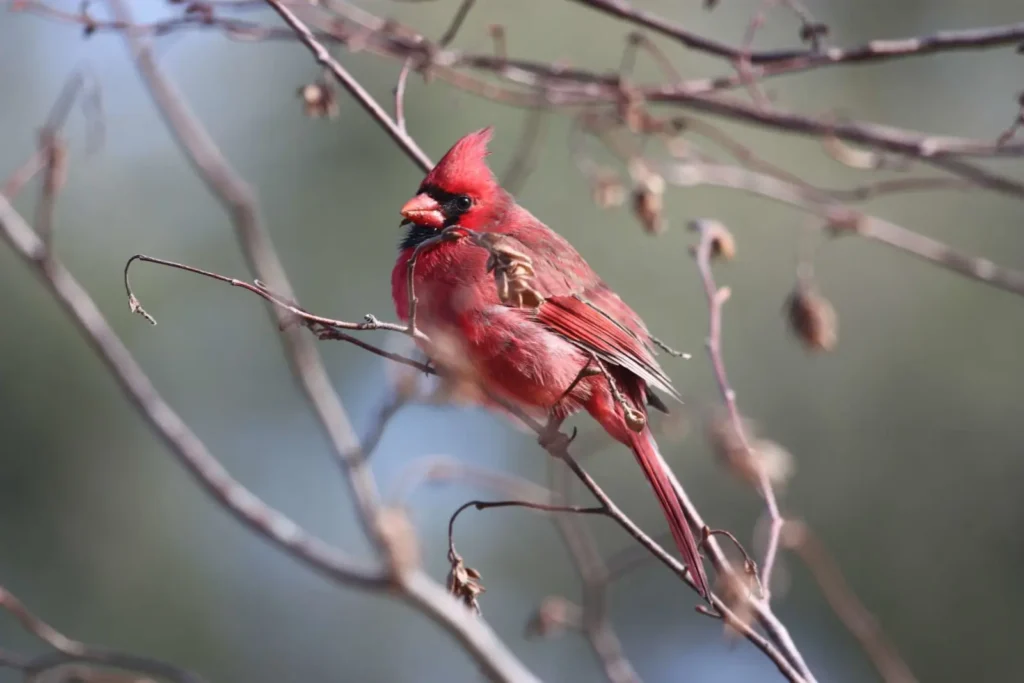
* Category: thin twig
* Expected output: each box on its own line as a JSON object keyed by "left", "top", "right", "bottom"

{"left": 572, "top": 0, "right": 1024, "bottom": 66}
{"left": 0, "top": 193, "right": 387, "bottom": 588}
{"left": 448, "top": 499, "right": 607, "bottom": 544}
{"left": 501, "top": 107, "right": 550, "bottom": 194}
{"left": 0, "top": 584, "right": 205, "bottom": 683}
{"left": 20, "top": 1, "right": 1024, "bottom": 196}
{"left": 437, "top": 0, "right": 476, "bottom": 47}
{"left": 1, "top": 149, "right": 45, "bottom": 199}
{"left": 0, "top": 585, "right": 85, "bottom": 656}
{"left": 660, "top": 163, "right": 1024, "bottom": 296}
{"left": 547, "top": 457, "right": 643, "bottom": 683}
{"left": 395, "top": 57, "right": 413, "bottom": 132}
{"left": 784, "top": 522, "right": 919, "bottom": 683}
{"left": 691, "top": 219, "right": 785, "bottom": 598}
{"left": 263, "top": 0, "right": 433, "bottom": 173}
{"left": 123, "top": 253, "right": 432, "bottom": 371}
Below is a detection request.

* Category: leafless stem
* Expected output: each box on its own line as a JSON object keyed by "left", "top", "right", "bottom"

{"left": 437, "top": 0, "right": 477, "bottom": 47}
{"left": 0, "top": 585, "right": 86, "bottom": 656}
{"left": 123, "top": 253, "right": 432, "bottom": 372}
{"left": 691, "top": 219, "right": 785, "bottom": 597}
{"left": 0, "top": 584, "right": 204, "bottom": 682}
{"left": 784, "top": 522, "right": 919, "bottom": 683}
{"left": 263, "top": 0, "right": 433, "bottom": 173}
{"left": 547, "top": 458, "right": 642, "bottom": 683}
{"left": 659, "top": 163, "right": 1024, "bottom": 296}
{"left": 395, "top": 57, "right": 413, "bottom": 132}
{"left": 19, "top": 1, "right": 1024, "bottom": 201}
{"left": 1, "top": 148, "right": 45, "bottom": 199}
{"left": 0, "top": 194, "right": 387, "bottom": 587}
{"left": 501, "top": 107, "right": 550, "bottom": 194}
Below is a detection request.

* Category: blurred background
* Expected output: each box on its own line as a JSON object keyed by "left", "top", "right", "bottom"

{"left": 2, "top": 0, "right": 1024, "bottom": 681}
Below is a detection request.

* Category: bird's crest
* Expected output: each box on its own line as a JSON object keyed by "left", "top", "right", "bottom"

{"left": 421, "top": 127, "right": 496, "bottom": 196}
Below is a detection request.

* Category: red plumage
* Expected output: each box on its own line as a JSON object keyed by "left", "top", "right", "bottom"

{"left": 392, "top": 128, "right": 710, "bottom": 600}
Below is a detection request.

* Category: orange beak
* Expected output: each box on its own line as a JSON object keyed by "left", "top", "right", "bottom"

{"left": 400, "top": 193, "right": 444, "bottom": 229}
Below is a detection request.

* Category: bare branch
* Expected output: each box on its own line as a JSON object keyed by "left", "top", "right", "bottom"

{"left": 123, "top": 253, "right": 433, "bottom": 372}
{"left": 501, "top": 107, "right": 550, "bottom": 194}
{"left": 0, "top": 193, "right": 387, "bottom": 587}
{"left": 573, "top": 0, "right": 1024, "bottom": 67}
{"left": 395, "top": 57, "right": 413, "bottom": 133}
{"left": 263, "top": 0, "right": 433, "bottom": 173}
{"left": 438, "top": 0, "right": 477, "bottom": 47}
{"left": 0, "top": 584, "right": 204, "bottom": 683}
{"left": 690, "top": 219, "right": 785, "bottom": 597}
{"left": 784, "top": 522, "right": 919, "bottom": 683}
{"left": 660, "top": 163, "right": 1024, "bottom": 296}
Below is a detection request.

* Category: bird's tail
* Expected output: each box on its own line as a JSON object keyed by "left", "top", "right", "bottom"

{"left": 628, "top": 429, "right": 711, "bottom": 601}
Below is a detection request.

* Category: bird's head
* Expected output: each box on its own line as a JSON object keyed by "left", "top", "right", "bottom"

{"left": 400, "top": 128, "right": 505, "bottom": 247}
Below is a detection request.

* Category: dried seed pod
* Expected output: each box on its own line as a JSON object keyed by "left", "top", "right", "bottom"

{"left": 799, "top": 22, "right": 830, "bottom": 44}
{"left": 716, "top": 567, "right": 757, "bottom": 641}
{"left": 631, "top": 173, "right": 666, "bottom": 235}
{"left": 592, "top": 172, "right": 626, "bottom": 208}
{"left": 706, "top": 412, "right": 795, "bottom": 488}
{"left": 709, "top": 224, "right": 736, "bottom": 261}
{"left": 706, "top": 411, "right": 749, "bottom": 478}
{"left": 524, "top": 596, "right": 580, "bottom": 639}
{"left": 297, "top": 82, "right": 339, "bottom": 119}
{"left": 686, "top": 219, "right": 735, "bottom": 261}
{"left": 447, "top": 553, "right": 486, "bottom": 614}
{"left": 785, "top": 283, "right": 838, "bottom": 352}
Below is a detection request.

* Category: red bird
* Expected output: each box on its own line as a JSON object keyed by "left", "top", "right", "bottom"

{"left": 392, "top": 128, "right": 710, "bottom": 600}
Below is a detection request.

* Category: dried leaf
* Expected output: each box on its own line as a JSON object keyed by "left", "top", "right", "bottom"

{"left": 447, "top": 552, "right": 486, "bottom": 614}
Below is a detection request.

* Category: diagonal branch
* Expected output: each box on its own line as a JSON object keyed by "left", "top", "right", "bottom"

{"left": 263, "top": 0, "right": 433, "bottom": 172}
{"left": 0, "top": 584, "right": 205, "bottom": 683}
{"left": 0, "top": 193, "right": 386, "bottom": 588}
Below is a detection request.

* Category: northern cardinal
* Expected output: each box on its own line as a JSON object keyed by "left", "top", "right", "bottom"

{"left": 392, "top": 128, "right": 710, "bottom": 600}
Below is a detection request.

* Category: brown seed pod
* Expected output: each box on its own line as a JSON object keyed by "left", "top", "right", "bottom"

{"left": 524, "top": 596, "right": 580, "bottom": 639}
{"left": 297, "top": 82, "right": 339, "bottom": 119}
{"left": 631, "top": 173, "right": 666, "bottom": 235}
{"left": 591, "top": 171, "right": 626, "bottom": 209}
{"left": 785, "top": 283, "right": 838, "bottom": 352}
{"left": 707, "top": 223, "right": 736, "bottom": 261}
{"left": 687, "top": 219, "right": 735, "bottom": 261}
{"left": 706, "top": 411, "right": 795, "bottom": 489}
{"left": 447, "top": 552, "right": 486, "bottom": 615}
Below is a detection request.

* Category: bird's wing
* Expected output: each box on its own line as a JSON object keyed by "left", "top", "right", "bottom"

{"left": 502, "top": 213, "right": 681, "bottom": 404}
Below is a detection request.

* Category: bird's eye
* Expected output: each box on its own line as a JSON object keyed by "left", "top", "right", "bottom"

{"left": 455, "top": 195, "right": 473, "bottom": 211}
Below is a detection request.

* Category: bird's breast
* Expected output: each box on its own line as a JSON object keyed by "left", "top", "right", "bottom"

{"left": 392, "top": 240, "right": 496, "bottom": 325}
